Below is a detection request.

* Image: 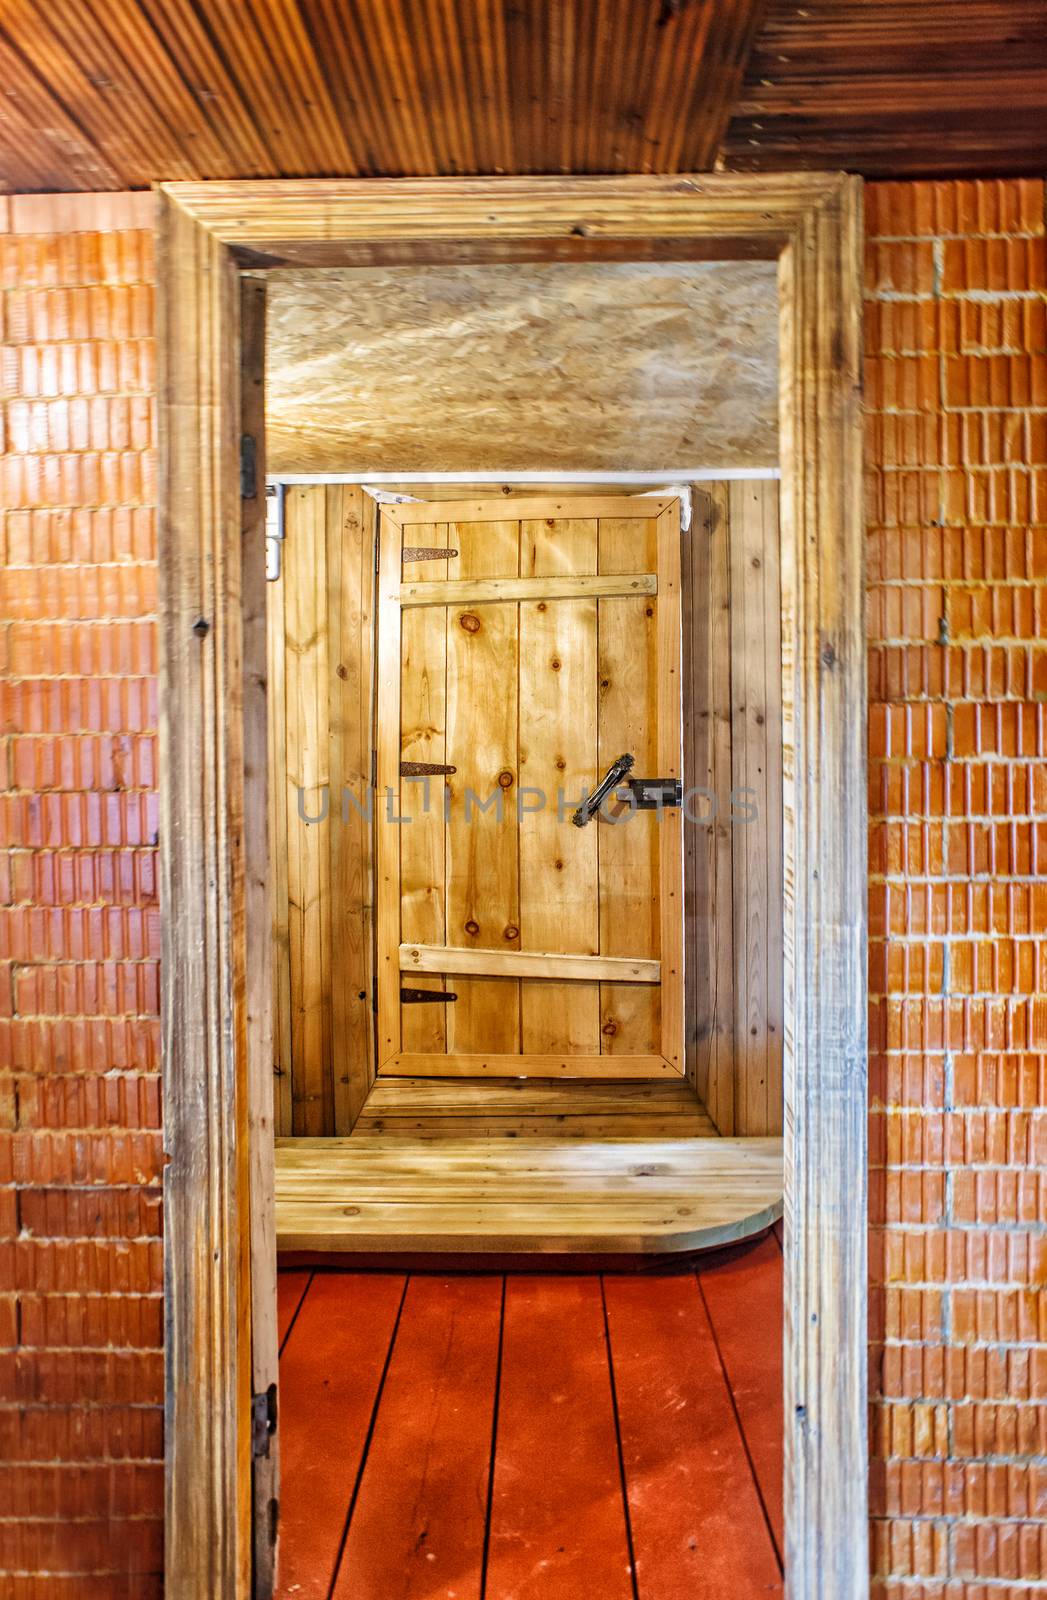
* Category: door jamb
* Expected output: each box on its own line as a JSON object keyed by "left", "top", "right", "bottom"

{"left": 157, "top": 174, "right": 866, "bottom": 1598}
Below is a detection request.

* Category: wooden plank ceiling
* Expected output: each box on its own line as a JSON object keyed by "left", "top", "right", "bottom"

{"left": 724, "top": 1, "right": 1047, "bottom": 177}
{"left": 0, "top": 0, "right": 1043, "bottom": 192}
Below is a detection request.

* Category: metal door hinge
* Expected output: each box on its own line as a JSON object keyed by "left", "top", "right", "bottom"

{"left": 401, "top": 986, "right": 458, "bottom": 1004}
{"left": 400, "top": 760, "right": 456, "bottom": 777}
{"left": 265, "top": 484, "right": 285, "bottom": 581}
{"left": 241, "top": 433, "right": 258, "bottom": 500}
{"left": 403, "top": 545, "right": 459, "bottom": 562}
{"left": 251, "top": 1383, "right": 278, "bottom": 1459}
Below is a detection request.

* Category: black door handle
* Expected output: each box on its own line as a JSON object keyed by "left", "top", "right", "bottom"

{"left": 571, "top": 752, "right": 635, "bottom": 828}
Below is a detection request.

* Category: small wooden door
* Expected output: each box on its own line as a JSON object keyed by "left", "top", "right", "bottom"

{"left": 375, "top": 495, "right": 683, "bottom": 1078}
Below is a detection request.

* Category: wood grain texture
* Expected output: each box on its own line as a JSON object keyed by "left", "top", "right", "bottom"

{"left": 352, "top": 1078, "right": 717, "bottom": 1140}
{"left": 327, "top": 484, "right": 376, "bottom": 1132}
{"left": 400, "top": 945, "right": 659, "bottom": 983}
{"left": 267, "top": 511, "right": 294, "bottom": 1138}
{"left": 485, "top": 1277, "right": 634, "bottom": 1600}
{"left": 400, "top": 572, "right": 656, "bottom": 604}
{"left": 278, "top": 1272, "right": 406, "bottom": 1600}
{"left": 331, "top": 1276, "right": 501, "bottom": 1600}
{"left": 284, "top": 486, "right": 332, "bottom": 1134}
{"left": 699, "top": 1232, "right": 785, "bottom": 1557}
{"left": 0, "top": 2, "right": 771, "bottom": 192}
{"left": 162, "top": 172, "right": 865, "bottom": 1598}
{"left": 518, "top": 516, "right": 600, "bottom": 1052}
{"left": 274, "top": 1136, "right": 783, "bottom": 1254}
{"left": 685, "top": 483, "right": 735, "bottom": 1131}
{"left": 444, "top": 518, "right": 521, "bottom": 1054}
{"left": 777, "top": 174, "right": 867, "bottom": 1595}
{"left": 158, "top": 190, "right": 251, "bottom": 1600}
{"left": 724, "top": 0, "right": 1047, "bottom": 178}
{"left": 730, "top": 481, "right": 784, "bottom": 1136}
{"left": 269, "top": 484, "right": 376, "bottom": 1132}
{"left": 604, "top": 1272, "right": 782, "bottom": 1597}
{"left": 240, "top": 276, "right": 280, "bottom": 1600}
{"left": 597, "top": 515, "right": 661, "bottom": 1057}
{"left": 399, "top": 521, "right": 451, "bottom": 1054}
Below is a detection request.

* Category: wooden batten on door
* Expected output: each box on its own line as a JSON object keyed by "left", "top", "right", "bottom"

{"left": 269, "top": 479, "right": 783, "bottom": 1137}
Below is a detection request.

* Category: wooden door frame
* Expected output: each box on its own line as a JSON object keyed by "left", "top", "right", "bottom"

{"left": 157, "top": 175, "right": 866, "bottom": 1598}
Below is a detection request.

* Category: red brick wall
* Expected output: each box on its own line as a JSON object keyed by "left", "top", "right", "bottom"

{"left": 0, "top": 192, "right": 163, "bottom": 1599}
{"left": 866, "top": 177, "right": 1047, "bottom": 1597}
{"left": 0, "top": 179, "right": 1044, "bottom": 1594}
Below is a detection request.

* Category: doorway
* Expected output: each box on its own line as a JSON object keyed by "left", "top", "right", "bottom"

{"left": 157, "top": 174, "right": 866, "bottom": 1598}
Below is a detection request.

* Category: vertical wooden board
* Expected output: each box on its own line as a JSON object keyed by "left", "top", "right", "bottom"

{"left": 445, "top": 520, "right": 520, "bottom": 1053}
{"left": 399, "top": 523, "right": 449, "bottom": 1054}
{"left": 278, "top": 1273, "right": 406, "bottom": 1600}
{"left": 604, "top": 1272, "right": 782, "bottom": 1598}
{"left": 597, "top": 515, "right": 660, "bottom": 1054}
{"left": 242, "top": 277, "right": 279, "bottom": 1600}
{"left": 284, "top": 486, "right": 332, "bottom": 1134}
{"left": 686, "top": 484, "right": 735, "bottom": 1132}
{"left": 519, "top": 518, "right": 599, "bottom": 1053}
{"left": 655, "top": 503, "right": 684, "bottom": 1073}
{"left": 730, "top": 481, "right": 783, "bottom": 1137}
{"left": 375, "top": 509, "right": 405, "bottom": 1065}
{"left": 276, "top": 1269, "right": 310, "bottom": 1348}
{"left": 331, "top": 1276, "right": 502, "bottom": 1600}
{"left": 486, "top": 1277, "right": 634, "bottom": 1600}
{"left": 267, "top": 550, "right": 293, "bottom": 1137}
{"left": 328, "top": 485, "right": 376, "bottom": 1131}
{"left": 699, "top": 1235, "right": 785, "bottom": 1559}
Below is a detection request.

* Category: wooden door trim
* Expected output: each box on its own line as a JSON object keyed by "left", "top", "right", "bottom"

{"left": 158, "top": 174, "right": 866, "bottom": 1598}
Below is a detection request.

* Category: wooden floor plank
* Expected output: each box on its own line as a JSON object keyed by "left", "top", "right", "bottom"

{"left": 276, "top": 1268, "right": 311, "bottom": 1348}
{"left": 698, "top": 1233, "right": 784, "bottom": 1559}
{"left": 331, "top": 1275, "right": 502, "bottom": 1600}
{"left": 604, "top": 1271, "right": 782, "bottom": 1598}
{"left": 278, "top": 1273, "right": 406, "bottom": 1599}
{"left": 485, "top": 1277, "right": 635, "bottom": 1600}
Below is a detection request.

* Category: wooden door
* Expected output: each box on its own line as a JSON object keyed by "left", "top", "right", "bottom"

{"left": 375, "top": 495, "right": 683, "bottom": 1078}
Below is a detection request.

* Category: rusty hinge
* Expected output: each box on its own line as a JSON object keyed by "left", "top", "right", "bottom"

{"left": 401, "top": 986, "right": 458, "bottom": 1004}
{"left": 400, "top": 760, "right": 456, "bottom": 777}
{"left": 251, "top": 1382, "right": 277, "bottom": 1459}
{"left": 240, "top": 433, "right": 257, "bottom": 500}
{"left": 402, "top": 546, "right": 458, "bottom": 562}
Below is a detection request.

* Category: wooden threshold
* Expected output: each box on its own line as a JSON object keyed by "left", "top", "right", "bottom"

{"left": 274, "top": 1135, "right": 782, "bottom": 1254}
{"left": 355, "top": 1076, "right": 717, "bottom": 1139}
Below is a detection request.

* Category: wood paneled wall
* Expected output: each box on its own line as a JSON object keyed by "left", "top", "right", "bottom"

{"left": 270, "top": 480, "right": 781, "bottom": 1136}
{"left": 268, "top": 485, "right": 375, "bottom": 1136}
{"left": 685, "top": 482, "right": 784, "bottom": 1135}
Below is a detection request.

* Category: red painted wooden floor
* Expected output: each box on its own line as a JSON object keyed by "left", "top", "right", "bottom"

{"left": 276, "top": 1229, "right": 783, "bottom": 1600}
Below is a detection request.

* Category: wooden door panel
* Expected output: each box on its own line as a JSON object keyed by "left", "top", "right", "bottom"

{"left": 519, "top": 515, "right": 600, "bottom": 1054}
{"left": 400, "top": 523, "right": 449, "bottom": 1052}
{"left": 376, "top": 495, "right": 683, "bottom": 1079}
{"left": 597, "top": 515, "right": 661, "bottom": 1055}
{"left": 445, "top": 519, "right": 521, "bottom": 1051}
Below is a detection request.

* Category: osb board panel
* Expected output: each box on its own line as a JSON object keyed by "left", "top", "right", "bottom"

{"left": 265, "top": 262, "right": 778, "bottom": 473}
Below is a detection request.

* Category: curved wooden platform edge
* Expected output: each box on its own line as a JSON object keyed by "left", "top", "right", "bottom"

{"left": 274, "top": 1135, "right": 783, "bottom": 1255}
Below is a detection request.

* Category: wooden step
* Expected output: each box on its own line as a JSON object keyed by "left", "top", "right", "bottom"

{"left": 275, "top": 1135, "right": 782, "bottom": 1254}
{"left": 355, "top": 1076, "right": 717, "bottom": 1139}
